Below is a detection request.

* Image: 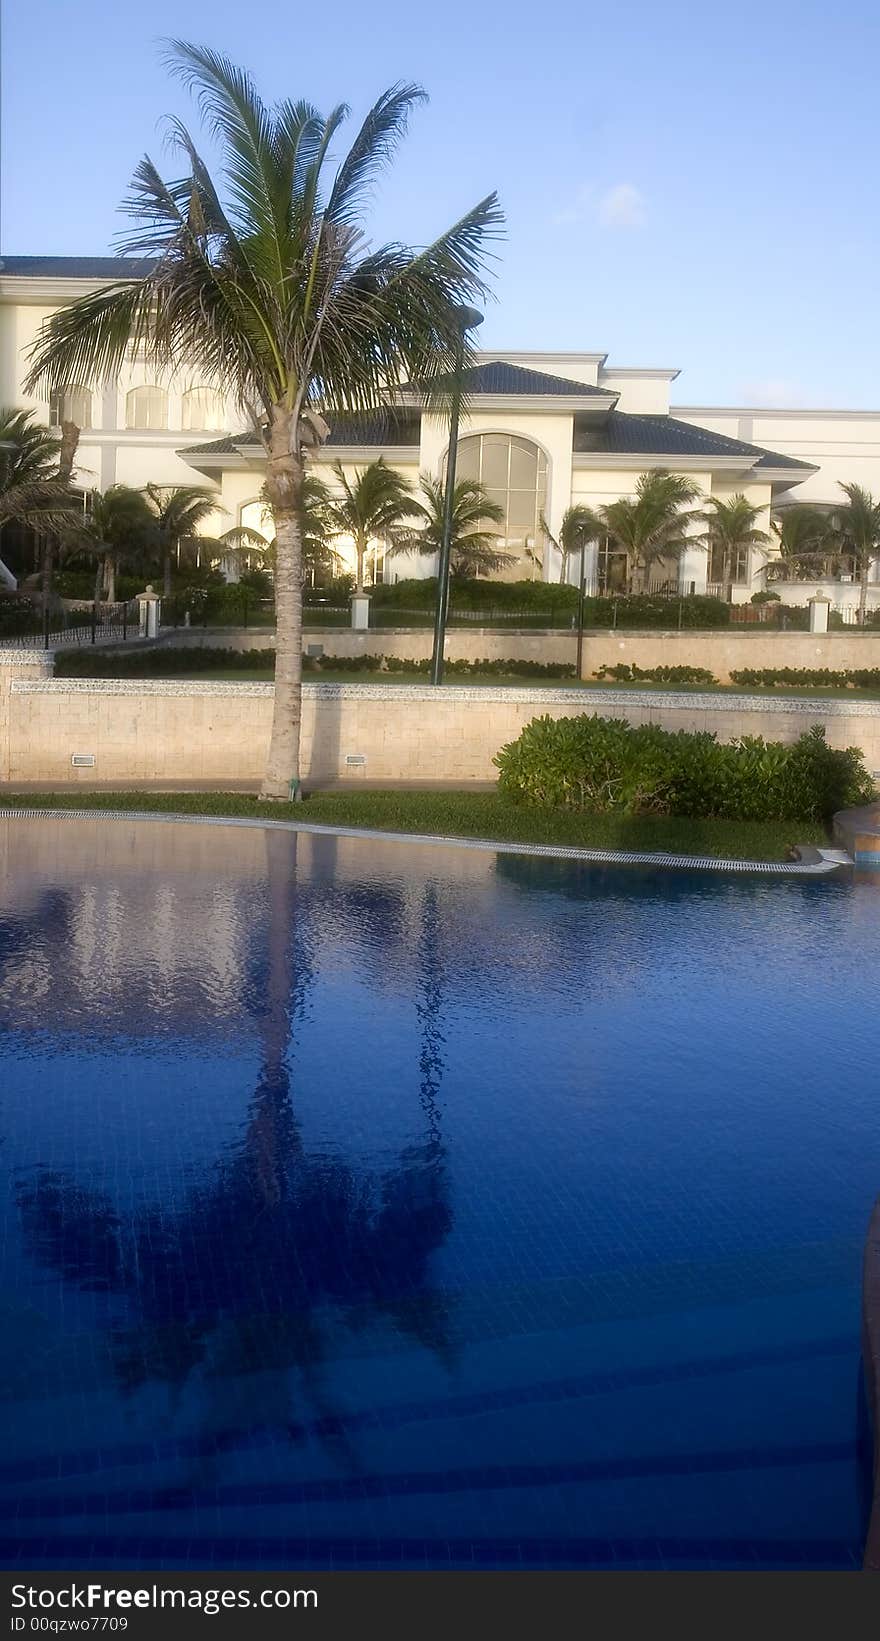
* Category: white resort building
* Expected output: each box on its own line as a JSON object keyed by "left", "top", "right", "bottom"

{"left": 2, "top": 256, "right": 879, "bottom": 613}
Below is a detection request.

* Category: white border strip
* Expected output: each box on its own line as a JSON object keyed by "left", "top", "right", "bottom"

{"left": 0, "top": 807, "right": 850, "bottom": 876}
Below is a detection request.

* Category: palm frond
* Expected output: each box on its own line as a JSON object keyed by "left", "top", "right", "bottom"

{"left": 324, "top": 84, "right": 426, "bottom": 227}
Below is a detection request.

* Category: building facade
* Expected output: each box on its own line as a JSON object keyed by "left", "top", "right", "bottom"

{"left": 2, "top": 256, "right": 879, "bottom": 612}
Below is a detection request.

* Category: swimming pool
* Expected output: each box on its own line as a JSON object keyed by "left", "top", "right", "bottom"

{"left": 0, "top": 815, "right": 876, "bottom": 1570}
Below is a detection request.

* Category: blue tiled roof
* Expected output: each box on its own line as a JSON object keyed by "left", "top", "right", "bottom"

{"left": 0, "top": 256, "right": 156, "bottom": 278}
{"left": 574, "top": 411, "right": 816, "bottom": 470}
{"left": 402, "top": 361, "right": 609, "bottom": 398}
{"left": 178, "top": 410, "right": 421, "bottom": 458}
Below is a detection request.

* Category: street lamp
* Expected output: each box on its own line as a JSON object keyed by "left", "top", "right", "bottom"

{"left": 430, "top": 304, "right": 483, "bottom": 686}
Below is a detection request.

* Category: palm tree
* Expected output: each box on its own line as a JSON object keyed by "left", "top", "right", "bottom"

{"left": 25, "top": 43, "right": 501, "bottom": 798}
{"left": 144, "top": 483, "right": 220, "bottom": 594}
{"left": 324, "top": 459, "right": 421, "bottom": 593}
{"left": 67, "top": 485, "right": 155, "bottom": 609}
{"left": 220, "top": 476, "right": 338, "bottom": 586}
{"left": 400, "top": 474, "right": 509, "bottom": 578}
{"left": 0, "top": 409, "right": 81, "bottom": 591}
{"left": 767, "top": 506, "right": 833, "bottom": 583}
{"left": 702, "top": 494, "right": 770, "bottom": 601}
{"left": 600, "top": 471, "right": 702, "bottom": 594}
{"left": 540, "top": 505, "right": 604, "bottom": 586}
{"left": 829, "top": 483, "right": 880, "bottom": 625}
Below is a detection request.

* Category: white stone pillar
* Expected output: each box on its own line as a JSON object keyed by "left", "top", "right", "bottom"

{"left": 350, "top": 592, "right": 371, "bottom": 630}
{"left": 808, "top": 591, "right": 830, "bottom": 633}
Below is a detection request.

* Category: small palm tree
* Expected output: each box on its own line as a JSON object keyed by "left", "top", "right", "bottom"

{"left": 829, "top": 483, "right": 880, "bottom": 624}
{"left": 702, "top": 494, "right": 770, "bottom": 601}
{"left": 767, "top": 506, "right": 833, "bottom": 582}
{"left": 324, "top": 459, "right": 420, "bottom": 592}
{"left": 400, "top": 474, "right": 509, "bottom": 578}
{"left": 25, "top": 42, "right": 501, "bottom": 798}
{"left": 66, "top": 485, "right": 155, "bottom": 609}
{"left": 144, "top": 483, "right": 220, "bottom": 594}
{"left": 0, "top": 408, "right": 80, "bottom": 564}
{"left": 540, "top": 505, "right": 603, "bottom": 585}
{"left": 600, "top": 471, "right": 701, "bottom": 594}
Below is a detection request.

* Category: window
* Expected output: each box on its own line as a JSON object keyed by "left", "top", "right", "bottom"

{"left": 596, "top": 536, "right": 629, "bottom": 594}
{"left": 450, "top": 433, "right": 548, "bottom": 564}
{"left": 181, "top": 387, "right": 226, "bottom": 432}
{"left": 125, "top": 386, "right": 168, "bottom": 430}
{"left": 49, "top": 386, "right": 92, "bottom": 429}
{"left": 708, "top": 540, "right": 749, "bottom": 585}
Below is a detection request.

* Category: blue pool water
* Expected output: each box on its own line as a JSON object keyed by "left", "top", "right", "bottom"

{"left": 0, "top": 815, "right": 878, "bottom": 1571}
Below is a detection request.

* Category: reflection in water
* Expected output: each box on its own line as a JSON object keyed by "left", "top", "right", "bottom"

{"left": 11, "top": 826, "right": 453, "bottom": 1486}
{"left": 2, "top": 817, "right": 880, "bottom": 1569}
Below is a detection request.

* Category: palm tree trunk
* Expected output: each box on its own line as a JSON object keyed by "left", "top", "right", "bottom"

{"left": 860, "top": 555, "right": 870, "bottom": 626}
{"left": 262, "top": 404, "right": 304, "bottom": 800}
{"left": 42, "top": 420, "right": 80, "bottom": 626}
{"left": 356, "top": 535, "right": 366, "bottom": 595}
{"left": 93, "top": 555, "right": 104, "bottom": 614}
{"left": 105, "top": 557, "right": 117, "bottom": 604}
{"left": 163, "top": 546, "right": 173, "bottom": 598}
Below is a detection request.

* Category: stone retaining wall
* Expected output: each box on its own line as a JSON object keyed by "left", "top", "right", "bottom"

{"left": 4, "top": 661, "right": 880, "bottom": 786}
{"left": 156, "top": 625, "right": 880, "bottom": 685}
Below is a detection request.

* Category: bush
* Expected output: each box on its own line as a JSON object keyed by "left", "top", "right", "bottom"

{"left": 751, "top": 589, "right": 781, "bottom": 604}
{"left": 494, "top": 715, "right": 874, "bottom": 821}
{"left": 730, "top": 666, "right": 880, "bottom": 691}
{"left": 579, "top": 594, "right": 730, "bottom": 629}
{"left": 0, "top": 594, "right": 41, "bottom": 638}
{"left": 594, "top": 663, "right": 716, "bottom": 685}
{"left": 55, "top": 646, "right": 279, "bottom": 677}
{"left": 305, "top": 574, "right": 354, "bottom": 605}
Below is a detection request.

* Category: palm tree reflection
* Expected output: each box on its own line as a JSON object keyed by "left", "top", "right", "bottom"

{"left": 15, "top": 833, "right": 454, "bottom": 1476}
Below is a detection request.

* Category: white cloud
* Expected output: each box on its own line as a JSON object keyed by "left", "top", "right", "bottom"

{"left": 552, "top": 181, "right": 647, "bottom": 231}
{"left": 597, "top": 183, "right": 647, "bottom": 229}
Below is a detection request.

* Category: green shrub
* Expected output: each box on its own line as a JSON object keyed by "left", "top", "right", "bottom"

{"left": 0, "top": 594, "right": 41, "bottom": 637}
{"left": 594, "top": 662, "right": 716, "bottom": 685}
{"left": 55, "top": 646, "right": 279, "bottom": 677}
{"left": 751, "top": 589, "right": 781, "bottom": 604}
{"left": 305, "top": 574, "right": 354, "bottom": 605}
{"left": 495, "top": 714, "right": 874, "bottom": 820}
{"left": 730, "top": 666, "right": 880, "bottom": 691}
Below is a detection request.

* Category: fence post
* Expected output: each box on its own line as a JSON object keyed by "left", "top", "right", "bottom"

{"left": 91, "top": 603, "right": 97, "bottom": 645}
{"left": 43, "top": 602, "right": 50, "bottom": 651}
{"left": 612, "top": 599, "right": 618, "bottom": 630}
{"left": 122, "top": 600, "right": 128, "bottom": 641}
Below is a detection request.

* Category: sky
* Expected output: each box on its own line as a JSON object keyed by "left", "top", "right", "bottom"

{"left": 3, "top": 0, "right": 880, "bottom": 408}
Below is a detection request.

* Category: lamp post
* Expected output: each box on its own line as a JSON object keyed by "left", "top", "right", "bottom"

{"left": 430, "top": 304, "right": 483, "bottom": 686}
{"left": 575, "top": 539, "right": 587, "bottom": 681}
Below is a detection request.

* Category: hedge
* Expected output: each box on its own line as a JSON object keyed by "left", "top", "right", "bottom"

{"left": 494, "top": 714, "right": 874, "bottom": 821}
{"left": 54, "top": 647, "right": 576, "bottom": 680}
{"left": 594, "top": 663, "right": 716, "bottom": 685}
{"left": 730, "top": 666, "right": 880, "bottom": 691}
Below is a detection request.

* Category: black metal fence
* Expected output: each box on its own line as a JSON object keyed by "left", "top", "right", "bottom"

{"left": 0, "top": 601, "right": 139, "bottom": 651}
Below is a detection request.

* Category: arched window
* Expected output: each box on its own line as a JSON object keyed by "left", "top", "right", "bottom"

{"left": 49, "top": 386, "right": 92, "bottom": 429}
{"left": 125, "top": 386, "right": 168, "bottom": 430}
{"left": 181, "top": 387, "right": 226, "bottom": 432}
{"left": 451, "top": 433, "right": 548, "bottom": 560}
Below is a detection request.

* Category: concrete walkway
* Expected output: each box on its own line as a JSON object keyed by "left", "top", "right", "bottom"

{"left": 0, "top": 777, "right": 498, "bottom": 796}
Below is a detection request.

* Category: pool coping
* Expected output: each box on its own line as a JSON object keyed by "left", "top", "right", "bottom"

{"left": 0, "top": 806, "right": 854, "bottom": 876}
{"left": 864, "top": 1198, "right": 880, "bottom": 1571}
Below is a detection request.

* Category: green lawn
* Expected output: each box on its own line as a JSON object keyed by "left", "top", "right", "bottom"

{"left": 0, "top": 787, "right": 828, "bottom": 861}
